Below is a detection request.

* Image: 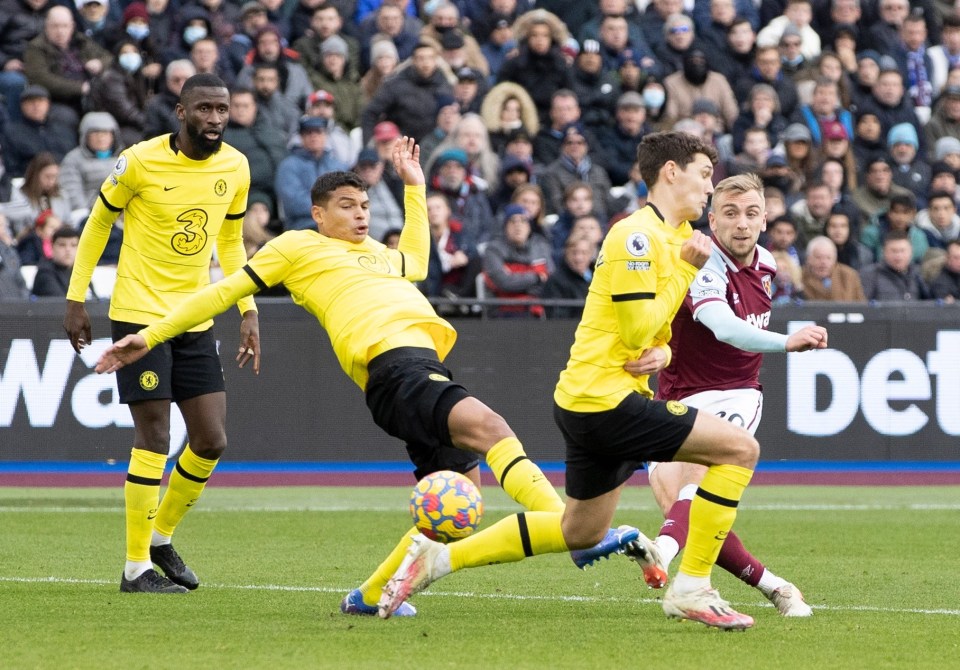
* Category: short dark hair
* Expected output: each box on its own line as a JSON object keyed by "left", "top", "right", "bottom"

{"left": 927, "top": 190, "right": 956, "bottom": 207}
{"left": 52, "top": 226, "right": 79, "bottom": 243}
{"left": 882, "top": 229, "right": 910, "bottom": 245}
{"left": 889, "top": 192, "right": 917, "bottom": 211}
{"left": 947, "top": 238, "right": 960, "bottom": 251}
{"left": 311, "top": 170, "right": 367, "bottom": 206}
{"left": 635, "top": 131, "right": 718, "bottom": 188}
{"left": 770, "top": 215, "right": 797, "bottom": 231}
{"left": 180, "top": 73, "right": 227, "bottom": 100}
{"left": 230, "top": 86, "right": 256, "bottom": 99}
{"left": 381, "top": 227, "right": 402, "bottom": 243}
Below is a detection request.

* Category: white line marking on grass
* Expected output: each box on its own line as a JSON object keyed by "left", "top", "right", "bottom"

{"left": 4, "top": 503, "right": 960, "bottom": 513}
{"left": 3, "top": 575, "right": 959, "bottom": 617}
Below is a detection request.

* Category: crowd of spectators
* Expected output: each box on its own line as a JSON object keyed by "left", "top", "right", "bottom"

{"left": 2, "top": 0, "right": 960, "bottom": 311}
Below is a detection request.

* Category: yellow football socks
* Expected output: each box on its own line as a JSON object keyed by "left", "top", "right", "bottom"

{"left": 679, "top": 464, "right": 754, "bottom": 578}
{"left": 449, "top": 511, "right": 568, "bottom": 571}
{"left": 485, "top": 437, "right": 564, "bottom": 513}
{"left": 154, "top": 445, "right": 218, "bottom": 540}
{"left": 359, "top": 527, "right": 420, "bottom": 606}
{"left": 124, "top": 448, "right": 166, "bottom": 563}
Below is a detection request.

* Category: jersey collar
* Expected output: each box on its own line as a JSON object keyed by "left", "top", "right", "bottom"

{"left": 712, "top": 236, "right": 759, "bottom": 273}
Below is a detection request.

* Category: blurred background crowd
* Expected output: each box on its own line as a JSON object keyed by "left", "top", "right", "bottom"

{"left": 1, "top": 0, "right": 959, "bottom": 313}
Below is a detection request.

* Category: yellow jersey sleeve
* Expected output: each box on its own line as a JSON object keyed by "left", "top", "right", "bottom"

{"left": 390, "top": 185, "right": 429, "bottom": 281}
{"left": 215, "top": 156, "right": 256, "bottom": 315}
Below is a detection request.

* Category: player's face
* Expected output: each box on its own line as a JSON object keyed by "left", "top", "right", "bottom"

{"left": 673, "top": 153, "right": 715, "bottom": 221}
{"left": 708, "top": 188, "right": 766, "bottom": 264}
{"left": 178, "top": 86, "right": 229, "bottom": 156}
{"left": 314, "top": 186, "right": 370, "bottom": 243}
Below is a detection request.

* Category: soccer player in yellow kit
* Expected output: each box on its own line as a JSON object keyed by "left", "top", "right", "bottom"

{"left": 95, "top": 138, "right": 634, "bottom": 616}
{"left": 375, "top": 132, "right": 761, "bottom": 630}
{"left": 64, "top": 74, "right": 260, "bottom": 593}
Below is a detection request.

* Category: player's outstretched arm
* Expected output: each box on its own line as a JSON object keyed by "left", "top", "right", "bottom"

{"left": 96, "top": 334, "right": 149, "bottom": 373}
{"left": 392, "top": 136, "right": 424, "bottom": 186}
{"left": 785, "top": 325, "right": 828, "bottom": 352}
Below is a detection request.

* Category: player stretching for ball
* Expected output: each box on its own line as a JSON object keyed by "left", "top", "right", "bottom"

{"left": 378, "top": 132, "right": 764, "bottom": 630}
{"left": 626, "top": 173, "right": 827, "bottom": 617}
{"left": 63, "top": 74, "right": 260, "bottom": 593}
{"left": 95, "top": 137, "right": 639, "bottom": 616}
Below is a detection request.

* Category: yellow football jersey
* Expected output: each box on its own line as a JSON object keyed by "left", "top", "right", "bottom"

{"left": 141, "top": 185, "right": 454, "bottom": 390}
{"left": 68, "top": 134, "right": 255, "bottom": 327}
{"left": 554, "top": 204, "right": 699, "bottom": 412}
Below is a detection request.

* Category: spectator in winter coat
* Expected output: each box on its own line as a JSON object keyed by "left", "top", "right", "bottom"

{"left": 496, "top": 9, "right": 575, "bottom": 125}
{"left": 2, "top": 85, "right": 77, "bottom": 177}
{"left": 543, "top": 234, "right": 594, "bottom": 318}
{"left": 482, "top": 203, "right": 555, "bottom": 318}
{"left": 223, "top": 88, "right": 287, "bottom": 216}
{"left": 860, "top": 230, "right": 931, "bottom": 301}
{"left": 360, "top": 42, "right": 452, "bottom": 144}
{"left": 274, "top": 116, "right": 348, "bottom": 230}
{"left": 143, "top": 60, "right": 195, "bottom": 139}
{"left": 929, "top": 239, "right": 960, "bottom": 302}
{"left": 59, "top": 111, "right": 122, "bottom": 213}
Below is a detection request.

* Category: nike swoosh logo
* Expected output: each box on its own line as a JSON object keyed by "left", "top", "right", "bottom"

{"left": 163, "top": 186, "right": 179, "bottom": 191}
{"left": 147, "top": 513, "right": 157, "bottom": 519}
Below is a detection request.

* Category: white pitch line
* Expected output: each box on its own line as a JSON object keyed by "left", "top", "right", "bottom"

{"left": 3, "top": 503, "right": 960, "bottom": 513}
{"left": 1, "top": 575, "right": 958, "bottom": 617}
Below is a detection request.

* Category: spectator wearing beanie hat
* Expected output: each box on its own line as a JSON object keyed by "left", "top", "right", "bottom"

{"left": 481, "top": 202, "right": 555, "bottom": 318}
{"left": 887, "top": 122, "right": 931, "bottom": 204}
{"left": 935, "top": 136, "right": 960, "bottom": 173}
{"left": 570, "top": 38, "right": 621, "bottom": 131}
{"left": 300, "top": 34, "right": 361, "bottom": 129}
{"left": 293, "top": 5, "right": 362, "bottom": 83}
{"left": 101, "top": 2, "right": 163, "bottom": 78}
{"left": 360, "top": 37, "right": 400, "bottom": 105}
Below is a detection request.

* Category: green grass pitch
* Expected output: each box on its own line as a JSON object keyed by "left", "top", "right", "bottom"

{"left": 1, "top": 485, "right": 958, "bottom": 669}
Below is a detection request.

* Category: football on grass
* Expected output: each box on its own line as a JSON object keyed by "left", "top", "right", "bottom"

{"left": 410, "top": 470, "right": 483, "bottom": 543}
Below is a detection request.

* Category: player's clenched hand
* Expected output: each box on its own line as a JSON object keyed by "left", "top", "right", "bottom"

{"left": 392, "top": 136, "right": 424, "bottom": 186}
{"left": 236, "top": 310, "right": 261, "bottom": 374}
{"left": 785, "top": 325, "right": 828, "bottom": 352}
{"left": 624, "top": 346, "right": 668, "bottom": 377}
{"left": 95, "top": 334, "right": 149, "bottom": 373}
{"left": 679, "top": 231, "right": 712, "bottom": 269}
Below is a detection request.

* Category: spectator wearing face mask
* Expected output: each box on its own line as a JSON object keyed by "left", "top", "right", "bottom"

{"left": 662, "top": 48, "right": 739, "bottom": 132}
{"left": 87, "top": 38, "right": 154, "bottom": 146}
{"left": 59, "top": 111, "right": 122, "bottom": 213}
{"left": 102, "top": 1, "right": 163, "bottom": 82}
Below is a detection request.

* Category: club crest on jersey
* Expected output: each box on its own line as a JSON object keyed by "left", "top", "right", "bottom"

{"left": 114, "top": 154, "right": 127, "bottom": 175}
{"left": 625, "top": 232, "right": 650, "bottom": 257}
{"left": 665, "top": 400, "right": 688, "bottom": 416}
{"left": 761, "top": 274, "right": 773, "bottom": 298}
{"left": 214, "top": 179, "right": 228, "bottom": 196}
{"left": 139, "top": 371, "right": 159, "bottom": 391}
{"left": 429, "top": 373, "right": 450, "bottom": 382}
